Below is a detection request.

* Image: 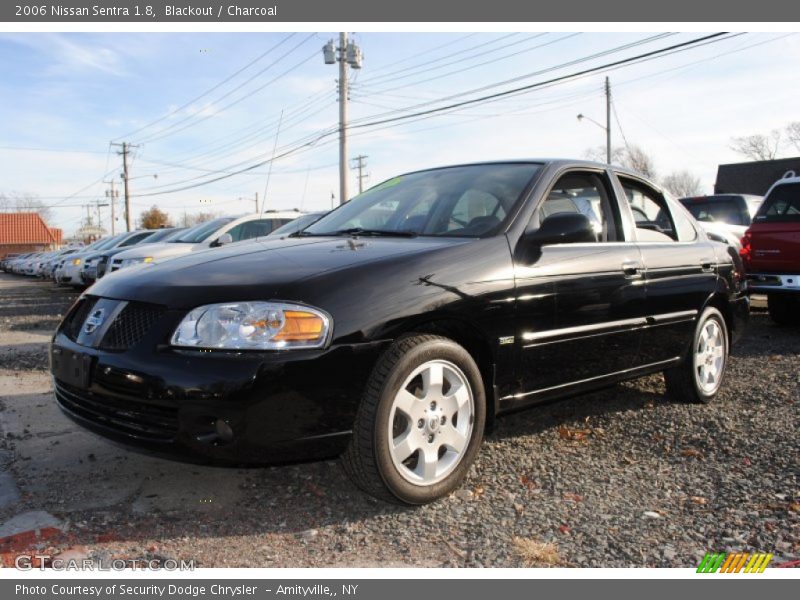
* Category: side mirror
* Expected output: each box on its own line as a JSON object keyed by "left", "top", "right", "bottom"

{"left": 211, "top": 233, "right": 233, "bottom": 248}
{"left": 525, "top": 212, "right": 597, "bottom": 247}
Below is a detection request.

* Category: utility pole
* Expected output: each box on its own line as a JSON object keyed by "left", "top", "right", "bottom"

{"left": 92, "top": 199, "right": 109, "bottom": 231}
{"left": 254, "top": 192, "right": 259, "bottom": 213}
{"left": 104, "top": 178, "right": 119, "bottom": 234}
{"left": 111, "top": 141, "right": 137, "bottom": 232}
{"left": 351, "top": 154, "right": 369, "bottom": 194}
{"left": 605, "top": 76, "right": 611, "bottom": 165}
{"left": 323, "top": 33, "right": 363, "bottom": 205}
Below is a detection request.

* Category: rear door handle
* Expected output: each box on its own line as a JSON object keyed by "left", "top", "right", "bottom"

{"left": 622, "top": 261, "right": 643, "bottom": 278}
{"left": 701, "top": 261, "right": 715, "bottom": 272}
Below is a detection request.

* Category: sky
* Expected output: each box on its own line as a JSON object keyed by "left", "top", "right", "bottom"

{"left": 0, "top": 31, "right": 799, "bottom": 236}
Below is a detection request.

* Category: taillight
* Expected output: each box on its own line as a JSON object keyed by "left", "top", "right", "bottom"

{"left": 739, "top": 231, "right": 752, "bottom": 266}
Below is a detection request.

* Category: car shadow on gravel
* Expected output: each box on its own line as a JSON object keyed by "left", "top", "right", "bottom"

{"left": 0, "top": 389, "right": 415, "bottom": 545}
{"left": 489, "top": 381, "right": 674, "bottom": 441}
{"left": 730, "top": 315, "right": 800, "bottom": 359}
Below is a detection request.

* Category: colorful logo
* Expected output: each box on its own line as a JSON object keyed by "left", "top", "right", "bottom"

{"left": 697, "top": 552, "right": 773, "bottom": 573}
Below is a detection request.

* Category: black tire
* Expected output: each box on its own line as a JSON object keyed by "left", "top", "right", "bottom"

{"left": 342, "top": 334, "right": 486, "bottom": 505}
{"left": 767, "top": 294, "right": 800, "bottom": 326}
{"left": 664, "top": 306, "right": 729, "bottom": 404}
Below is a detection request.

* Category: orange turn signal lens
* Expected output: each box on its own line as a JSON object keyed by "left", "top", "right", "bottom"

{"left": 272, "top": 310, "right": 325, "bottom": 342}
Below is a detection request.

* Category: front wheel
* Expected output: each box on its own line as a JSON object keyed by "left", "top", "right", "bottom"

{"left": 664, "top": 306, "right": 729, "bottom": 404}
{"left": 343, "top": 334, "right": 486, "bottom": 504}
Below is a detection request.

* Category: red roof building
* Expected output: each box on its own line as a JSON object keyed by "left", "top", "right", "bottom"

{"left": 0, "top": 212, "right": 62, "bottom": 258}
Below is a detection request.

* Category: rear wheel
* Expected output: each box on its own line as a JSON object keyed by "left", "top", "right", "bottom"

{"left": 767, "top": 294, "right": 800, "bottom": 326}
{"left": 664, "top": 306, "right": 729, "bottom": 404}
{"left": 342, "top": 334, "right": 486, "bottom": 504}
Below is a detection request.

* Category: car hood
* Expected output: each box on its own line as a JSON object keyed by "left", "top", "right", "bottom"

{"left": 111, "top": 242, "right": 198, "bottom": 262}
{"left": 90, "top": 235, "right": 464, "bottom": 308}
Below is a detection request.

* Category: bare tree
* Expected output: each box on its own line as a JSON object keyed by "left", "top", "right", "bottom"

{"left": 730, "top": 130, "right": 782, "bottom": 161}
{"left": 584, "top": 145, "right": 626, "bottom": 165}
{"left": 0, "top": 192, "right": 53, "bottom": 223}
{"left": 584, "top": 144, "right": 657, "bottom": 179}
{"left": 661, "top": 170, "right": 703, "bottom": 198}
{"left": 623, "top": 145, "right": 658, "bottom": 179}
{"left": 786, "top": 122, "right": 800, "bottom": 152}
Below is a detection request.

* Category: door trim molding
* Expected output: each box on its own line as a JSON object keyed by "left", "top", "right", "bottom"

{"left": 521, "top": 309, "right": 697, "bottom": 346}
{"left": 501, "top": 356, "right": 682, "bottom": 401}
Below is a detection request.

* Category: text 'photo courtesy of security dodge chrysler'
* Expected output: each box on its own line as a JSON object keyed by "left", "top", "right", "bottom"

{"left": 50, "top": 160, "right": 749, "bottom": 504}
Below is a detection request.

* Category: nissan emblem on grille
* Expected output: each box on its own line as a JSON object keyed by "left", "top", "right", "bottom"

{"left": 83, "top": 308, "right": 106, "bottom": 334}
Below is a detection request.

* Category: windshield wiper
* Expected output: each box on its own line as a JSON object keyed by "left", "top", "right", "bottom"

{"left": 325, "top": 227, "right": 418, "bottom": 238}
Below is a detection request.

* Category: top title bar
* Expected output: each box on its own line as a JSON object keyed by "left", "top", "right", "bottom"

{"left": 3, "top": 0, "right": 800, "bottom": 22}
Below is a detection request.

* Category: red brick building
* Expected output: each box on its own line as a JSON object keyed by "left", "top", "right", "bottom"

{"left": 0, "top": 213, "right": 63, "bottom": 259}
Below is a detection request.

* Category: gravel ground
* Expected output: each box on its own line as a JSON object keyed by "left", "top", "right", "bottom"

{"left": 0, "top": 273, "right": 797, "bottom": 568}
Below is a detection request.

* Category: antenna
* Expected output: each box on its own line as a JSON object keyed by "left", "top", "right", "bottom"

{"left": 260, "top": 109, "right": 284, "bottom": 217}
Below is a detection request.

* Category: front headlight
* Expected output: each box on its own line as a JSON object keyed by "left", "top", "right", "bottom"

{"left": 121, "top": 257, "right": 153, "bottom": 268}
{"left": 171, "top": 302, "right": 331, "bottom": 350}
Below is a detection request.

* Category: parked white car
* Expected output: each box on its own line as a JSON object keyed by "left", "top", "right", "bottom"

{"left": 109, "top": 212, "right": 303, "bottom": 273}
{"left": 55, "top": 234, "right": 126, "bottom": 286}
{"left": 679, "top": 194, "right": 763, "bottom": 251}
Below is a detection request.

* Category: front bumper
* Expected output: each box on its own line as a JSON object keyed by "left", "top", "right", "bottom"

{"left": 746, "top": 272, "right": 800, "bottom": 294}
{"left": 51, "top": 322, "right": 389, "bottom": 465}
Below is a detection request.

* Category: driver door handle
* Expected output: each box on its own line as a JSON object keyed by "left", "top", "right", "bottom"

{"left": 622, "top": 261, "right": 643, "bottom": 278}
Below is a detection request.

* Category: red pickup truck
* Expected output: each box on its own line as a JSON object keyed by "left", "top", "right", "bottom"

{"left": 741, "top": 173, "right": 800, "bottom": 325}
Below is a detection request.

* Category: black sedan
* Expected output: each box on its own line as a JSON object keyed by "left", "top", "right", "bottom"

{"left": 51, "top": 160, "right": 748, "bottom": 504}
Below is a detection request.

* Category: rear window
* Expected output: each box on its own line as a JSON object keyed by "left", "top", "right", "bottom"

{"left": 680, "top": 198, "right": 749, "bottom": 226}
{"left": 755, "top": 183, "right": 800, "bottom": 223}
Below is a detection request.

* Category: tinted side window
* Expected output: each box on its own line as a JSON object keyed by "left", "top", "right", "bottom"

{"left": 227, "top": 219, "right": 280, "bottom": 242}
{"left": 531, "top": 171, "right": 621, "bottom": 242}
{"left": 119, "top": 232, "right": 153, "bottom": 247}
{"left": 756, "top": 183, "right": 800, "bottom": 222}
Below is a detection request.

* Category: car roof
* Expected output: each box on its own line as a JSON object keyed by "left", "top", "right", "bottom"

{"left": 765, "top": 172, "right": 800, "bottom": 197}
{"left": 393, "top": 159, "right": 658, "bottom": 183}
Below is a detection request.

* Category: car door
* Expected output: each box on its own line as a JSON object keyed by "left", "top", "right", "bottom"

{"left": 614, "top": 173, "right": 717, "bottom": 364}
{"left": 513, "top": 168, "right": 648, "bottom": 400}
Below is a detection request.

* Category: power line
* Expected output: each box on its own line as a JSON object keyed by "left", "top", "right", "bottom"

{"left": 114, "top": 33, "right": 299, "bottom": 141}
{"left": 348, "top": 33, "right": 677, "bottom": 125}
{"left": 134, "top": 95, "right": 336, "bottom": 177}
{"left": 365, "top": 32, "right": 479, "bottom": 75}
{"left": 128, "top": 33, "right": 734, "bottom": 199}
{"left": 348, "top": 33, "right": 733, "bottom": 132}
{"left": 357, "top": 32, "right": 533, "bottom": 86}
{"left": 137, "top": 34, "right": 318, "bottom": 144}
{"left": 139, "top": 36, "right": 676, "bottom": 193}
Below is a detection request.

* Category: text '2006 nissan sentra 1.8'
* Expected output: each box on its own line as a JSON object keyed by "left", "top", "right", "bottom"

{"left": 51, "top": 160, "right": 748, "bottom": 504}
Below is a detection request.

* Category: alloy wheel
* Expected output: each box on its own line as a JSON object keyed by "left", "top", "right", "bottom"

{"left": 694, "top": 318, "right": 726, "bottom": 395}
{"left": 387, "top": 359, "right": 475, "bottom": 486}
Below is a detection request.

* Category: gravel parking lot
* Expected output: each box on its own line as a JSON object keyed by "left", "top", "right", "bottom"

{"left": 0, "top": 273, "right": 797, "bottom": 568}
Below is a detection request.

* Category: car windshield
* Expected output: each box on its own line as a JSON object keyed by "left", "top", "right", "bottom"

{"left": 303, "top": 163, "right": 542, "bottom": 238}
{"left": 90, "top": 235, "right": 124, "bottom": 251}
{"left": 139, "top": 228, "right": 176, "bottom": 243}
{"left": 269, "top": 213, "right": 326, "bottom": 237}
{"left": 680, "top": 198, "right": 749, "bottom": 226}
{"left": 169, "top": 218, "right": 234, "bottom": 243}
{"left": 755, "top": 183, "right": 800, "bottom": 222}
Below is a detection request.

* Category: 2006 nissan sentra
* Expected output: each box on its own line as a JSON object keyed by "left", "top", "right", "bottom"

{"left": 51, "top": 160, "right": 748, "bottom": 504}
